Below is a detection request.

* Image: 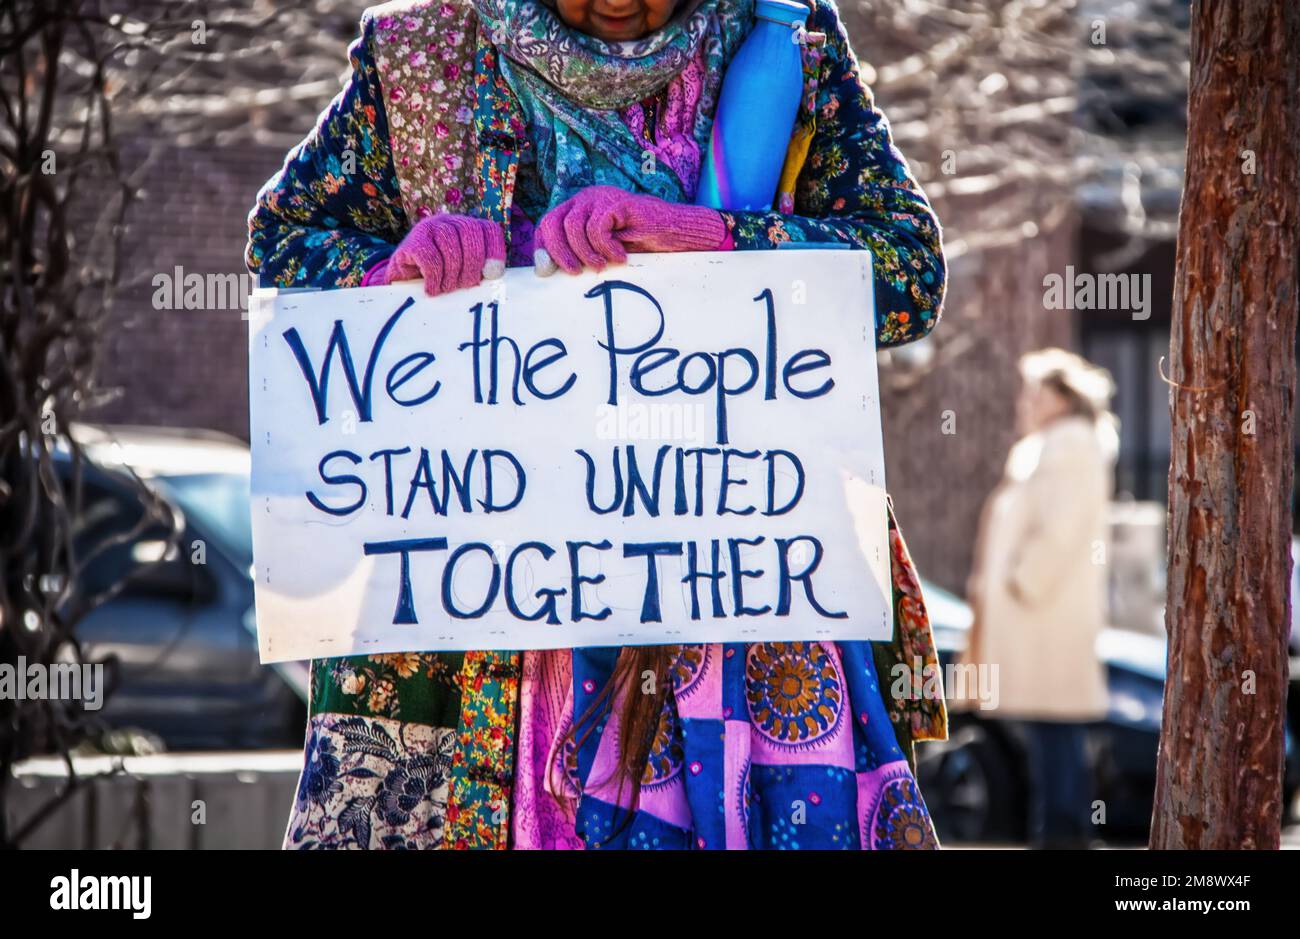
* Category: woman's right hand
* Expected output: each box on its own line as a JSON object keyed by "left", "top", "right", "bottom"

{"left": 379, "top": 214, "right": 506, "bottom": 296}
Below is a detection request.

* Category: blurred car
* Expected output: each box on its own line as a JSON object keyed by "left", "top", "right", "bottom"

{"left": 54, "top": 425, "right": 307, "bottom": 751}
{"left": 915, "top": 580, "right": 1300, "bottom": 843}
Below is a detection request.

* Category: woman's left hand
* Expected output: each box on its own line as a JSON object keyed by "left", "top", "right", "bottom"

{"left": 533, "top": 185, "right": 728, "bottom": 276}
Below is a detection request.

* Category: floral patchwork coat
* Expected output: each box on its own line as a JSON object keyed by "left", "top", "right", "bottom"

{"left": 247, "top": 0, "right": 948, "bottom": 850}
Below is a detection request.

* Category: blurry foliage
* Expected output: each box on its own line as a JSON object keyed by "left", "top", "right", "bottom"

{"left": 0, "top": 0, "right": 199, "bottom": 846}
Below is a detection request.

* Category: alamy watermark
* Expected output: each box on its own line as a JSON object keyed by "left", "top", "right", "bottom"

{"left": 50, "top": 869, "right": 151, "bottom": 919}
{"left": 152, "top": 265, "right": 255, "bottom": 314}
{"left": 0, "top": 656, "right": 104, "bottom": 711}
{"left": 594, "top": 402, "right": 709, "bottom": 442}
{"left": 890, "top": 656, "right": 1000, "bottom": 711}
{"left": 1042, "top": 265, "right": 1150, "bottom": 320}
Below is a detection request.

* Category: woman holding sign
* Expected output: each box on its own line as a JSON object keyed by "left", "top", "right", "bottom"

{"left": 248, "top": 0, "right": 947, "bottom": 849}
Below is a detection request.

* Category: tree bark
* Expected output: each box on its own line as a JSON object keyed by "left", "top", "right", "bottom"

{"left": 1151, "top": 1, "right": 1299, "bottom": 849}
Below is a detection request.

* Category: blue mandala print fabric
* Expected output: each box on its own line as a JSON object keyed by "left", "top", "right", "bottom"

{"left": 557, "top": 642, "right": 938, "bottom": 849}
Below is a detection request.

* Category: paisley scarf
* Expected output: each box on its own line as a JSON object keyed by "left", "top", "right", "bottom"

{"left": 472, "top": 0, "right": 755, "bottom": 211}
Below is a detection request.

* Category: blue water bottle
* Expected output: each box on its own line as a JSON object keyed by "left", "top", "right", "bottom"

{"left": 695, "top": 0, "right": 810, "bottom": 211}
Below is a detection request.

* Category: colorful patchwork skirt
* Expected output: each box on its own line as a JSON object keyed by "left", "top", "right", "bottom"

{"left": 284, "top": 510, "right": 946, "bottom": 849}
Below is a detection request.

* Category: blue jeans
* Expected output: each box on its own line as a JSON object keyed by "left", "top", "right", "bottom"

{"left": 1022, "top": 720, "right": 1093, "bottom": 848}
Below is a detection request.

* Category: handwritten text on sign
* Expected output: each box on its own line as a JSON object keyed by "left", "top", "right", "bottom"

{"left": 248, "top": 251, "right": 890, "bottom": 663}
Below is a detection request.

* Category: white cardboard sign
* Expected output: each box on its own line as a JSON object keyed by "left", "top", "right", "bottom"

{"left": 247, "top": 250, "right": 890, "bottom": 663}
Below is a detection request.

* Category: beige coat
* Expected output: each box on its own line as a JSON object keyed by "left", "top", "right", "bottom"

{"left": 959, "top": 416, "right": 1113, "bottom": 721}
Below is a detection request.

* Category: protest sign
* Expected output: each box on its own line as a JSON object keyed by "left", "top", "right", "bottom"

{"left": 248, "top": 250, "right": 891, "bottom": 662}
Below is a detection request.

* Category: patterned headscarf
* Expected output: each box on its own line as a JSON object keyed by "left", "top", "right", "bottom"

{"left": 471, "top": 0, "right": 755, "bottom": 210}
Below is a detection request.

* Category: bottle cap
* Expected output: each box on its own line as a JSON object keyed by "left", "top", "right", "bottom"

{"left": 755, "top": 0, "right": 810, "bottom": 27}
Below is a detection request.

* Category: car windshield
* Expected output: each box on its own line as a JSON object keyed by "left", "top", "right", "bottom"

{"left": 157, "top": 472, "right": 253, "bottom": 567}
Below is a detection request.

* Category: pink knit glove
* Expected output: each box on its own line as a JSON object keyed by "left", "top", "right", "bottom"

{"left": 533, "top": 185, "right": 729, "bottom": 276}
{"left": 377, "top": 214, "right": 506, "bottom": 296}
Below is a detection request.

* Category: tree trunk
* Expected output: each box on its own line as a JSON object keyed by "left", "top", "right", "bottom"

{"left": 1151, "top": 1, "right": 1299, "bottom": 849}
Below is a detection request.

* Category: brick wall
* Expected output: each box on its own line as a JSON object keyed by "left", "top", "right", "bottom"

{"left": 90, "top": 143, "right": 287, "bottom": 440}
{"left": 880, "top": 226, "right": 1076, "bottom": 592}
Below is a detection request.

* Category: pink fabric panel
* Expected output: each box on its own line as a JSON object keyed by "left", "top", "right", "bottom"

{"left": 511, "top": 649, "right": 584, "bottom": 850}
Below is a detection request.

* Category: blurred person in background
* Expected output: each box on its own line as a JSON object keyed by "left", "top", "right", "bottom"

{"left": 962, "top": 348, "right": 1118, "bottom": 849}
